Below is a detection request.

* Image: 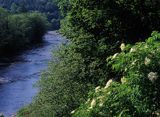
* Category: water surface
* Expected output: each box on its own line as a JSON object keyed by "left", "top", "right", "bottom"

{"left": 0, "top": 31, "right": 63, "bottom": 117}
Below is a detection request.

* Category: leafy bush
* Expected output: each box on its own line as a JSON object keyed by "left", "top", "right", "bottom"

{"left": 0, "top": 8, "right": 49, "bottom": 56}
{"left": 59, "top": 0, "right": 160, "bottom": 43}
{"left": 22, "top": 12, "right": 50, "bottom": 42}
{"left": 73, "top": 32, "right": 160, "bottom": 117}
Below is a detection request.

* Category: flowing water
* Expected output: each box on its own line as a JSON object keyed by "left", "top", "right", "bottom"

{"left": 0, "top": 31, "right": 64, "bottom": 117}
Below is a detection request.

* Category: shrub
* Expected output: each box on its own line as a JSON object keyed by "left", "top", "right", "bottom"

{"left": 73, "top": 32, "right": 160, "bottom": 117}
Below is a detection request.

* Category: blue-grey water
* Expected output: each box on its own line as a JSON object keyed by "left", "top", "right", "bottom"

{"left": 0, "top": 31, "right": 63, "bottom": 117}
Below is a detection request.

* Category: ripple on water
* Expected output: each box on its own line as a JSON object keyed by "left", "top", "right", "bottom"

{"left": 0, "top": 31, "right": 65, "bottom": 117}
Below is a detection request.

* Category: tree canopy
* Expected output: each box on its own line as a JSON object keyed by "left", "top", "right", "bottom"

{"left": 0, "top": 0, "right": 60, "bottom": 30}
{"left": 0, "top": 8, "right": 49, "bottom": 56}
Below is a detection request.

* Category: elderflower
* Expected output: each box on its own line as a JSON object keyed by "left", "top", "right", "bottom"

{"left": 148, "top": 72, "right": 158, "bottom": 83}
{"left": 120, "top": 43, "right": 125, "bottom": 51}
{"left": 130, "top": 47, "right": 136, "bottom": 53}
{"left": 144, "top": 57, "right": 151, "bottom": 65}
{"left": 112, "top": 53, "right": 119, "bottom": 59}
{"left": 95, "top": 86, "right": 101, "bottom": 92}
{"left": 155, "top": 111, "right": 160, "bottom": 116}
{"left": 71, "top": 110, "right": 75, "bottom": 114}
{"left": 104, "top": 79, "right": 113, "bottom": 89}
{"left": 89, "top": 99, "right": 96, "bottom": 109}
{"left": 152, "top": 110, "right": 160, "bottom": 116}
{"left": 121, "top": 77, "right": 127, "bottom": 84}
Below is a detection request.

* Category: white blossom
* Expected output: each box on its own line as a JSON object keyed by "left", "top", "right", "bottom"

{"left": 144, "top": 57, "right": 151, "bottom": 65}
{"left": 105, "top": 79, "right": 113, "bottom": 89}
{"left": 121, "top": 77, "right": 127, "bottom": 84}
{"left": 95, "top": 86, "right": 101, "bottom": 92}
{"left": 130, "top": 47, "right": 136, "bottom": 53}
{"left": 71, "top": 110, "right": 75, "bottom": 114}
{"left": 153, "top": 110, "right": 160, "bottom": 116}
{"left": 112, "top": 53, "right": 119, "bottom": 59}
{"left": 148, "top": 72, "right": 158, "bottom": 83}
{"left": 90, "top": 99, "right": 96, "bottom": 109}
{"left": 120, "top": 43, "right": 125, "bottom": 51}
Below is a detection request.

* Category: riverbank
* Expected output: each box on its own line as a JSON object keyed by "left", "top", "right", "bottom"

{"left": 0, "top": 31, "right": 64, "bottom": 116}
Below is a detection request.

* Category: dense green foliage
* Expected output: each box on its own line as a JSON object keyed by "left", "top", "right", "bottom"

{"left": 0, "top": 8, "right": 49, "bottom": 56}
{"left": 73, "top": 32, "right": 160, "bottom": 117}
{"left": 0, "top": 0, "right": 60, "bottom": 30}
{"left": 18, "top": 0, "right": 160, "bottom": 117}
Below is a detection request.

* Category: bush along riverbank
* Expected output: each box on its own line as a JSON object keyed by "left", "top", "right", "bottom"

{"left": 0, "top": 7, "right": 49, "bottom": 57}
{"left": 17, "top": 0, "right": 160, "bottom": 117}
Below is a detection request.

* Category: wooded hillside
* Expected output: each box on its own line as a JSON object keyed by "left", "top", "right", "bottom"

{"left": 17, "top": 0, "right": 160, "bottom": 117}
{"left": 0, "top": 0, "right": 60, "bottom": 30}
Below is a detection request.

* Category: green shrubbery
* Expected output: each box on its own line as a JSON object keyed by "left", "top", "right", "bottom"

{"left": 18, "top": 0, "right": 160, "bottom": 116}
{"left": 72, "top": 32, "right": 160, "bottom": 117}
{"left": 0, "top": 8, "right": 49, "bottom": 55}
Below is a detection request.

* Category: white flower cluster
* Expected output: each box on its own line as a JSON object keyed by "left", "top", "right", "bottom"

{"left": 120, "top": 43, "right": 125, "bottom": 51}
{"left": 121, "top": 77, "right": 127, "bottom": 84}
{"left": 148, "top": 72, "right": 158, "bottom": 83}
{"left": 105, "top": 79, "right": 113, "bottom": 89}
{"left": 130, "top": 47, "right": 136, "bottom": 53}
{"left": 112, "top": 53, "right": 119, "bottom": 59}
{"left": 95, "top": 86, "right": 101, "bottom": 93}
{"left": 71, "top": 110, "right": 75, "bottom": 114}
{"left": 89, "top": 99, "right": 96, "bottom": 109}
{"left": 153, "top": 110, "right": 160, "bottom": 116}
{"left": 88, "top": 81, "right": 115, "bottom": 111}
{"left": 145, "top": 57, "right": 151, "bottom": 65}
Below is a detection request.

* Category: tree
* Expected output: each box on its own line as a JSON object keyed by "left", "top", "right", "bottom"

{"left": 0, "top": 9, "right": 49, "bottom": 56}
{"left": 10, "top": 3, "right": 18, "bottom": 13}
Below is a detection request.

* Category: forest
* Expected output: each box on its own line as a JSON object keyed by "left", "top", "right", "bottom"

{"left": 16, "top": 0, "right": 160, "bottom": 117}
{"left": 0, "top": 7, "right": 49, "bottom": 58}
{"left": 0, "top": 0, "right": 60, "bottom": 30}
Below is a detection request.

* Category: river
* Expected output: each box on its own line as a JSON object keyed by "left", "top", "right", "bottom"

{"left": 0, "top": 31, "right": 64, "bottom": 117}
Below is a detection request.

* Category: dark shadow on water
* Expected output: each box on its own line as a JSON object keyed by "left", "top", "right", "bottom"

{"left": 0, "top": 31, "right": 64, "bottom": 116}
{"left": 0, "top": 34, "right": 57, "bottom": 71}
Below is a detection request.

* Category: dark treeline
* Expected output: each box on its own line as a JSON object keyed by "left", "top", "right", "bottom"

{"left": 0, "top": 0, "right": 60, "bottom": 30}
{"left": 18, "top": 0, "right": 160, "bottom": 117}
{"left": 0, "top": 8, "right": 49, "bottom": 56}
